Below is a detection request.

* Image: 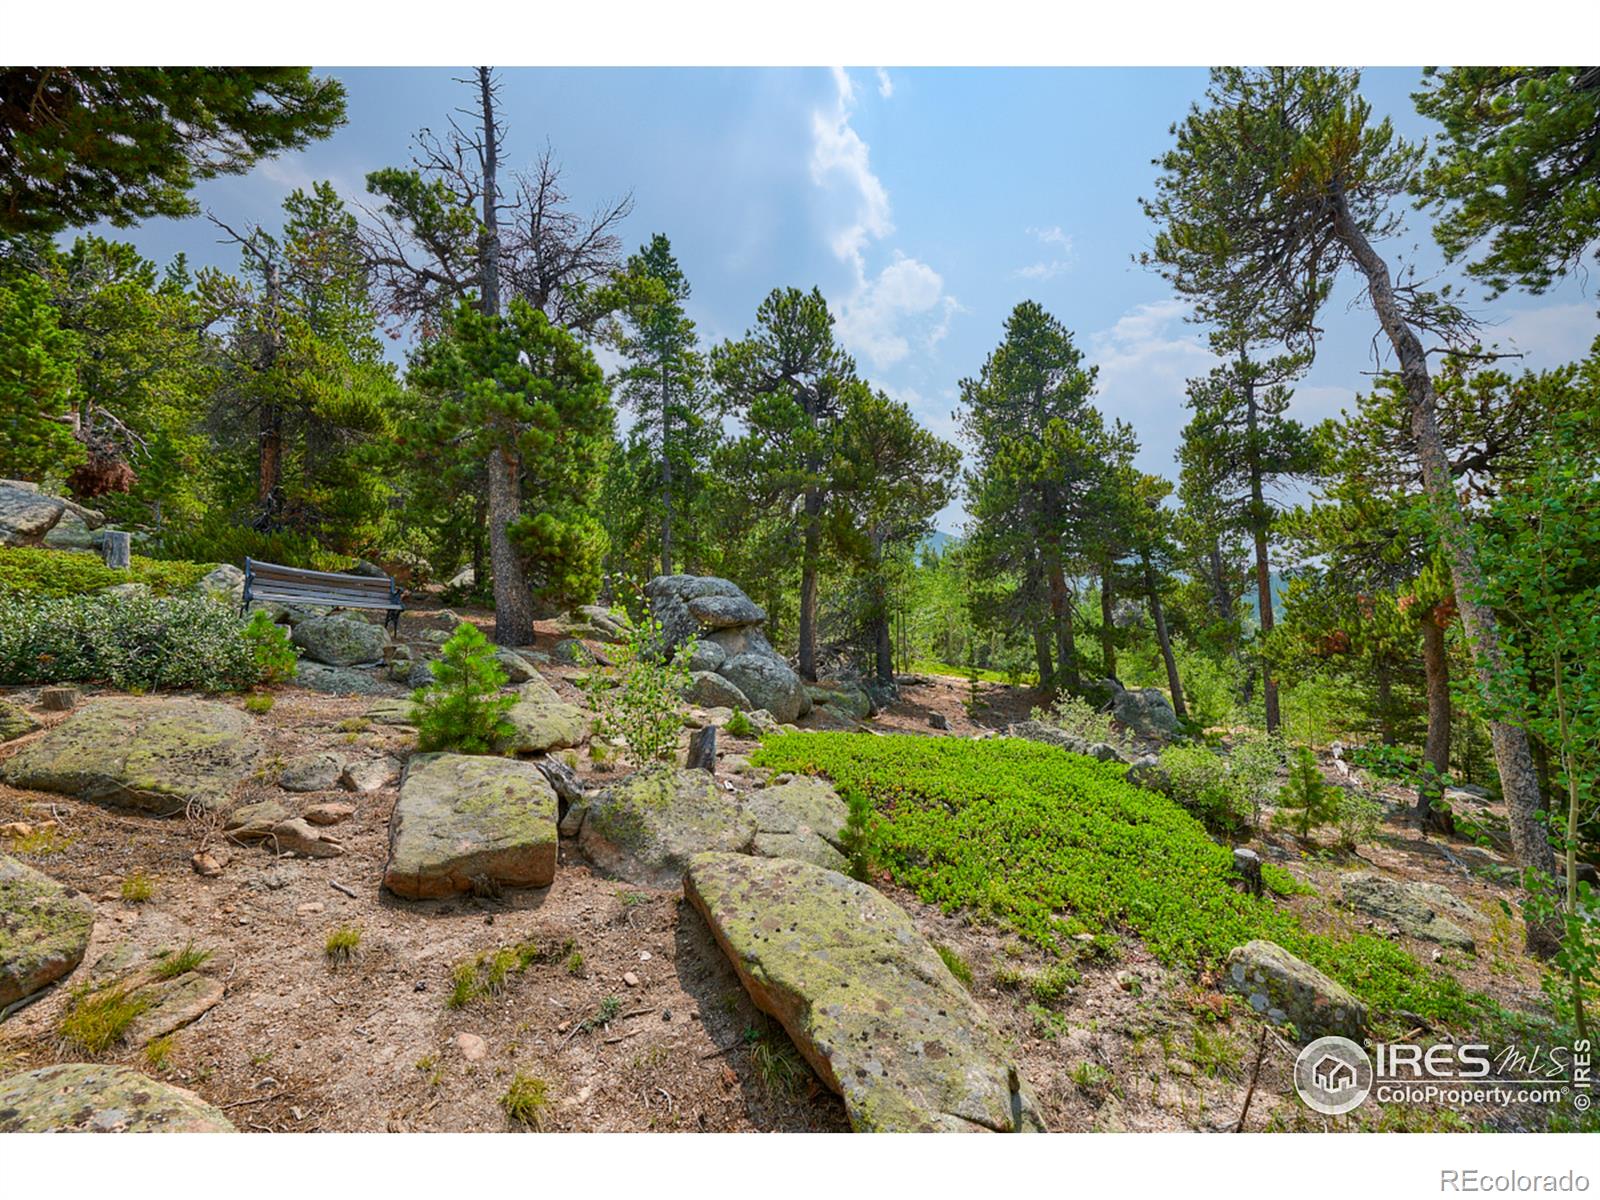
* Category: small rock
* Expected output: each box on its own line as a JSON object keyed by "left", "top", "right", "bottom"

{"left": 340, "top": 756, "right": 400, "bottom": 793}
{"left": 639, "top": 951, "right": 653, "bottom": 962}
{"left": 191, "top": 852, "right": 223, "bottom": 877}
{"left": 623, "top": 971, "right": 640, "bottom": 987}
{"left": 268, "top": 818, "right": 345, "bottom": 859}
{"left": 39, "top": 687, "right": 80, "bottom": 712}
{"left": 928, "top": 713, "right": 950, "bottom": 731}
{"left": 278, "top": 752, "right": 345, "bottom": 793}
{"left": 455, "top": 1032, "right": 488, "bottom": 1062}
{"left": 0, "top": 822, "right": 35, "bottom": 839}
{"left": 296, "top": 901, "right": 325, "bottom": 915}
{"left": 302, "top": 802, "right": 355, "bottom": 827}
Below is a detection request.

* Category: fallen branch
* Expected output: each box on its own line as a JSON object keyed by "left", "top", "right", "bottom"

{"left": 329, "top": 880, "right": 359, "bottom": 899}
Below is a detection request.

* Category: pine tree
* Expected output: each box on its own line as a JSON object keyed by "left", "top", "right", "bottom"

{"left": 0, "top": 272, "right": 78, "bottom": 480}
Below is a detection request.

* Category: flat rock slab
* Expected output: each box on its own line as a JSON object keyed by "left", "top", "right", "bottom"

{"left": 123, "top": 971, "right": 225, "bottom": 1045}
{"left": 364, "top": 697, "right": 416, "bottom": 725}
{"left": 0, "top": 697, "right": 261, "bottom": 815}
{"left": 1339, "top": 873, "right": 1480, "bottom": 952}
{"left": 746, "top": 777, "right": 849, "bottom": 872}
{"left": 0, "top": 699, "right": 40, "bottom": 743}
{"left": 499, "top": 699, "right": 588, "bottom": 754}
{"left": 1, "top": 854, "right": 94, "bottom": 1010}
{"left": 0, "top": 1063, "right": 234, "bottom": 1132}
{"left": 384, "top": 753, "right": 558, "bottom": 899}
{"left": 579, "top": 767, "right": 756, "bottom": 888}
{"left": 1224, "top": 939, "right": 1368, "bottom": 1043}
{"left": 279, "top": 752, "right": 346, "bottom": 792}
{"left": 293, "top": 662, "right": 397, "bottom": 696}
{"left": 686, "top": 852, "right": 1044, "bottom": 1132}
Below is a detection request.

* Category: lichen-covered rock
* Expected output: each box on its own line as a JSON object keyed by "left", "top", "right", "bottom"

{"left": 194, "top": 563, "right": 245, "bottom": 606}
{"left": 0, "top": 1063, "right": 235, "bottom": 1131}
{"left": 0, "top": 697, "right": 261, "bottom": 815}
{"left": 0, "top": 480, "right": 104, "bottom": 548}
{"left": 552, "top": 638, "right": 595, "bottom": 666}
{"left": 364, "top": 697, "right": 416, "bottom": 725}
{"left": 278, "top": 752, "right": 345, "bottom": 793}
{"left": 499, "top": 698, "right": 588, "bottom": 754}
{"left": 720, "top": 652, "right": 808, "bottom": 724}
{"left": 493, "top": 647, "right": 539, "bottom": 683}
{"left": 1110, "top": 685, "right": 1180, "bottom": 743}
{"left": 1339, "top": 873, "right": 1481, "bottom": 952}
{"left": 644, "top": 574, "right": 747, "bottom": 653}
{"left": 807, "top": 682, "right": 873, "bottom": 722}
{"left": 579, "top": 766, "right": 755, "bottom": 888}
{"left": 292, "top": 662, "right": 395, "bottom": 696}
{"left": 685, "top": 853, "right": 1044, "bottom": 1132}
{"left": 516, "top": 672, "right": 564, "bottom": 706}
{"left": 223, "top": 799, "right": 291, "bottom": 842}
{"left": 292, "top": 614, "right": 387, "bottom": 667}
{"left": 1003, "top": 720, "right": 1091, "bottom": 756}
{"left": 383, "top": 753, "right": 559, "bottom": 899}
{"left": 686, "top": 640, "right": 727, "bottom": 674}
{"left": 683, "top": 670, "right": 750, "bottom": 711}
{"left": 340, "top": 755, "right": 401, "bottom": 793}
{"left": 746, "top": 776, "right": 848, "bottom": 871}
{"left": 1223, "top": 940, "right": 1368, "bottom": 1043}
{"left": 0, "top": 854, "right": 93, "bottom": 1009}
{"left": 0, "top": 699, "right": 39, "bottom": 743}
{"left": 687, "top": 592, "right": 766, "bottom": 629}
{"left": 123, "top": 972, "right": 225, "bottom": 1045}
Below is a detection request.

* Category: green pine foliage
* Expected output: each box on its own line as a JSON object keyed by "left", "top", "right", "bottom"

{"left": 1274, "top": 746, "right": 1341, "bottom": 840}
{"left": 837, "top": 785, "right": 878, "bottom": 882}
{"left": 0, "top": 272, "right": 80, "bottom": 480}
{"left": 409, "top": 622, "right": 516, "bottom": 754}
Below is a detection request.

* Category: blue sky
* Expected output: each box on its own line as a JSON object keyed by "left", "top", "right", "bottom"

{"left": 95, "top": 66, "right": 1598, "bottom": 530}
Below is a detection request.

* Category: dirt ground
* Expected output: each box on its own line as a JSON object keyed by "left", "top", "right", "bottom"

{"left": 0, "top": 606, "right": 1563, "bottom": 1132}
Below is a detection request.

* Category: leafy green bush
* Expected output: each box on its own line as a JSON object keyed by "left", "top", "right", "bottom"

{"left": 580, "top": 612, "right": 693, "bottom": 769}
{"left": 1032, "top": 693, "right": 1119, "bottom": 746}
{"left": 0, "top": 546, "right": 210, "bottom": 598}
{"left": 1156, "top": 743, "right": 1250, "bottom": 835}
{"left": 1228, "top": 730, "right": 1284, "bottom": 831}
{"left": 1274, "top": 746, "right": 1341, "bottom": 839}
{"left": 752, "top": 732, "right": 1483, "bottom": 1023}
{"left": 1334, "top": 789, "right": 1383, "bottom": 850}
{"left": 409, "top": 622, "right": 515, "bottom": 753}
{"left": 242, "top": 611, "right": 297, "bottom": 684}
{"left": 0, "top": 592, "right": 278, "bottom": 691}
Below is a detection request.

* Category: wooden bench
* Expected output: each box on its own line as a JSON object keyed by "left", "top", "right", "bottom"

{"left": 241, "top": 558, "right": 404, "bottom": 635}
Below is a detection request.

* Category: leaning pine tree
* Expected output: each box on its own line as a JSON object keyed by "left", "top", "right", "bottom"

{"left": 1139, "top": 67, "right": 1557, "bottom": 919}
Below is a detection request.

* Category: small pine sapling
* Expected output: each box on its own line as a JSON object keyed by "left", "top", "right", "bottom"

{"left": 410, "top": 622, "right": 515, "bottom": 753}
{"left": 838, "top": 786, "right": 878, "bottom": 882}
{"left": 1274, "top": 746, "right": 1340, "bottom": 840}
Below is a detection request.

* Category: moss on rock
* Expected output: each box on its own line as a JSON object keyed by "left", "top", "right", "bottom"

{"left": 0, "top": 853, "right": 94, "bottom": 1009}
{"left": 579, "top": 766, "right": 756, "bottom": 888}
{"left": 0, "top": 1063, "right": 234, "bottom": 1131}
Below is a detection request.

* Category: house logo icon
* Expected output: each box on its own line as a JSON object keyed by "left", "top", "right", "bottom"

{"left": 1294, "top": 1036, "right": 1373, "bottom": 1115}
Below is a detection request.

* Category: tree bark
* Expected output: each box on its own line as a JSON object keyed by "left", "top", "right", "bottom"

{"left": 797, "top": 489, "right": 822, "bottom": 680}
{"left": 1245, "top": 374, "right": 1279, "bottom": 733}
{"left": 1144, "top": 551, "right": 1188, "bottom": 720}
{"left": 1415, "top": 612, "right": 1452, "bottom": 827}
{"left": 257, "top": 261, "right": 284, "bottom": 512}
{"left": 1332, "top": 189, "right": 1555, "bottom": 882}
{"left": 1099, "top": 563, "right": 1117, "bottom": 680}
{"left": 1045, "top": 548, "right": 1078, "bottom": 692}
{"left": 1032, "top": 625, "right": 1053, "bottom": 689}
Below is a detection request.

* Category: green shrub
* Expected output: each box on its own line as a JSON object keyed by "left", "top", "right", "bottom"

{"left": 410, "top": 622, "right": 515, "bottom": 754}
{"left": 147, "top": 512, "right": 351, "bottom": 572}
{"left": 0, "top": 592, "right": 274, "bottom": 691}
{"left": 724, "top": 709, "right": 755, "bottom": 738}
{"left": 501, "top": 1072, "right": 551, "bottom": 1129}
{"left": 1033, "top": 693, "right": 1118, "bottom": 745}
{"left": 1228, "top": 730, "right": 1284, "bottom": 831}
{"left": 242, "top": 611, "right": 297, "bottom": 684}
{"left": 1334, "top": 789, "right": 1383, "bottom": 850}
{"left": 1156, "top": 744, "right": 1249, "bottom": 835}
{"left": 580, "top": 611, "right": 693, "bottom": 769}
{"left": 0, "top": 545, "right": 210, "bottom": 598}
{"left": 1274, "top": 746, "right": 1341, "bottom": 840}
{"left": 752, "top": 732, "right": 1483, "bottom": 1023}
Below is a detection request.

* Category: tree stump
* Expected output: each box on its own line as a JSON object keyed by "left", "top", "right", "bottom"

{"left": 40, "top": 687, "right": 80, "bottom": 712}
{"left": 101, "top": 530, "right": 132, "bottom": 570}
{"left": 686, "top": 725, "right": 717, "bottom": 773}
{"left": 1233, "top": 847, "right": 1264, "bottom": 898}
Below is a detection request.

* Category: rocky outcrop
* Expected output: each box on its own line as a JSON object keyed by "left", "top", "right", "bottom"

{"left": 685, "top": 853, "right": 1045, "bottom": 1132}
{"left": 0, "top": 854, "right": 94, "bottom": 1010}
{"left": 577, "top": 766, "right": 755, "bottom": 888}
{"left": 0, "top": 1063, "right": 235, "bottom": 1131}
{"left": 0, "top": 699, "right": 39, "bottom": 743}
{"left": 293, "top": 662, "right": 399, "bottom": 696}
{"left": 684, "top": 671, "right": 750, "bottom": 711}
{"left": 384, "top": 753, "right": 559, "bottom": 899}
{"left": 499, "top": 696, "right": 588, "bottom": 754}
{"left": 194, "top": 563, "right": 245, "bottom": 606}
{"left": 292, "top": 614, "right": 387, "bottom": 667}
{"left": 1109, "top": 683, "right": 1181, "bottom": 744}
{"left": 554, "top": 605, "right": 631, "bottom": 645}
{"left": 1223, "top": 940, "right": 1367, "bottom": 1043}
{"left": 647, "top": 575, "right": 810, "bottom": 724}
{"left": 1339, "top": 873, "right": 1482, "bottom": 952}
{"left": 0, "top": 697, "right": 261, "bottom": 815}
{"left": 0, "top": 480, "right": 105, "bottom": 548}
{"left": 1002, "top": 720, "right": 1130, "bottom": 764}
{"left": 745, "top": 776, "right": 849, "bottom": 871}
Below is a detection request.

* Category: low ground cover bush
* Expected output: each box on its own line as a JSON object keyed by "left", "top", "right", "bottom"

{"left": 0, "top": 545, "right": 210, "bottom": 598}
{"left": 0, "top": 591, "right": 292, "bottom": 691}
{"left": 752, "top": 732, "right": 1484, "bottom": 1025}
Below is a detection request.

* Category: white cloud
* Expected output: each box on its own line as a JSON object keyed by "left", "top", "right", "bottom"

{"left": 1480, "top": 302, "right": 1597, "bottom": 370}
{"left": 875, "top": 68, "right": 894, "bottom": 99}
{"left": 1086, "top": 300, "right": 1218, "bottom": 474}
{"left": 810, "top": 68, "right": 960, "bottom": 371}
{"left": 1015, "top": 224, "right": 1075, "bottom": 281}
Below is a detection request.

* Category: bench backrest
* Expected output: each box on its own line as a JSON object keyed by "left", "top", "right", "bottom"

{"left": 243, "top": 558, "right": 402, "bottom": 610}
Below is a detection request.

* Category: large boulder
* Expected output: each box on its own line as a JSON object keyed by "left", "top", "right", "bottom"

{"left": 0, "top": 1063, "right": 235, "bottom": 1131}
{"left": 720, "top": 653, "right": 808, "bottom": 725}
{"left": 292, "top": 614, "right": 387, "bottom": 667}
{"left": 577, "top": 766, "right": 755, "bottom": 888}
{"left": 683, "top": 671, "right": 751, "bottom": 711}
{"left": 0, "top": 699, "right": 39, "bottom": 743}
{"left": 1223, "top": 940, "right": 1368, "bottom": 1043}
{"left": 686, "top": 853, "right": 1044, "bottom": 1132}
{"left": 807, "top": 681, "right": 873, "bottom": 722}
{"left": 384, "top": 753, "right": 559, "bottom": 899}
{"left": 0, "top": 854, "right": 94, "bottom": 1009}
{"left": 1111, "top": 684, "right": 1181, "bottom": 743}
{"left": 0, "top": 480, "right": 104, "bottom": 548}
{"left": 686, "top": 593, "right": 766, "bottom": 629}
{"left": 0, "top": 697, "right": 261, "bottom": 815}
{"left": 745, "top": 776, "right": 848, "bottom": 871}
{"left": 644, "top": 575, "right": 749, "bottom": 654}
{"left": 292, "top": 662, "right": 396, "bottom": 696}
{"left": 499, "top": 698, "right": 588, "bottom": 754}
{"left": 194, "top": 563, "right": 245, "bottom": 606}
{"left": 1339, "top": 873, "right": 1481, "bottom": 952}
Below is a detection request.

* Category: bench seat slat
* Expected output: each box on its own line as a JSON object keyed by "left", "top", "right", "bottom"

{"left": 243, "top": 559, "right": 404, "bottom": 630}
{"left": 245, "top": 560, "right": 395, "bottom": 587}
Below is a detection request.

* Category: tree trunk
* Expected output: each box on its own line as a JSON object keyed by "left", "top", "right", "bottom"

{"left": 1144, "top": 551, "right": 1188, "bottom": 720}
{"left": 257, "top": 261, "right": 284, "bottom": 512}
{"left": 1375, "top": 659, "right": 1397, "bottom": 746}
{"left": 1415, "top": 613, "right": 1452, "bottom": 827}
{"left": 1032, "top": 625, "right": 1053, "bottom": 688}
{"left": 1332, "top": 189, "right": 1555, "bottom": 884}
{"left": 1046, "top": 548, "right": 1078, "bottom": 692}
{"left": 1099, "top": 563, "right": 1117, "bottom": 680}
{"left": 1245, "top": 375, "right": 1279, "bottom": 733}
{"left": 797, "top": 489, "right": 822, "bottom": 680}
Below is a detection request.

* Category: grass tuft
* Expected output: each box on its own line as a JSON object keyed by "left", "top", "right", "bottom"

{"left": 324, "top": 925, "right": 362, "bottom": 965}
{"left": 501, "top": 1071, "right": 550, "bottom": 1129}
{"left": 934, "top": 943, "right": 973, "bottom": 988}
{"left": 59, "top": 985, "right": 152, "bottom": 1056}
{"left": 154, "top": 942, "right": 212, "bottom": 979}
{"left": 120, "top": 873, "right": 155, "bottom": 904}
